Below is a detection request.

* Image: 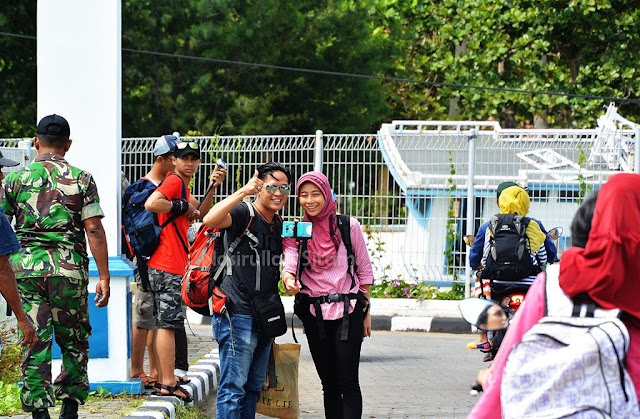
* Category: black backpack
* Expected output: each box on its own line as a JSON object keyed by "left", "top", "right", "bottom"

{"left": 481, "top": 213, "right": 541, "bottom": 281}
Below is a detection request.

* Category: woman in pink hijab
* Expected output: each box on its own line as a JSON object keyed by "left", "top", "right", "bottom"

{"left": 282, "top": 171, "right": 374, "bottom": 419}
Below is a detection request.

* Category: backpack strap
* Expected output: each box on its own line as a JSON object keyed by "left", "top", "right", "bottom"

{"left": 487, "top": 215, "right": 499, "bottom": 263}
{"left": 544, "top": 273, "right": 619, "bottom": 318}
{"left": 162, "top": 173, "right": 190, "bottom": 254}
{"left": 223, "top": 201, "right": 259, "bottom": 289}
{"left": 337, "top": 215, "right": 357, "bottom": 289}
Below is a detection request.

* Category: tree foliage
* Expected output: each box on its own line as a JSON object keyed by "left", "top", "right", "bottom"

{"left": 1, "top": 1, "right": 639, "bottom": 137}
{"left": 382, "top": 0, "right": 640, "bottom": 127}
{"left": 0, "top": 3, "right": 36, "bottom": 138}
{"left": 122, "top": 0, "right": 395, "bottom": 136}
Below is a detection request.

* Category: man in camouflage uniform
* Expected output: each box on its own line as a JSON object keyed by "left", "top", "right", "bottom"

{"left": 2, "top": 114, "right": 111, "bottom": 419}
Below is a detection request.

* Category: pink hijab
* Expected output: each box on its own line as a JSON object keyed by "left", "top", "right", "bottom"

{"left": 296, "top": 171, "right": 341, "bottom": 269}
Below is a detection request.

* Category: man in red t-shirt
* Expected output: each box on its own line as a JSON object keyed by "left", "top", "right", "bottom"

{"left": 145, "top": 140, "right": 226, "bottom": 401}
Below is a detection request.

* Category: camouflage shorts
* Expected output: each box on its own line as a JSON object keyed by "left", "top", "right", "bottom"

{"left": 133, "top": 284, "right": 156, "bottom": 330}
{"left": 148, "top": 268, "right": 184, "bottom": 329}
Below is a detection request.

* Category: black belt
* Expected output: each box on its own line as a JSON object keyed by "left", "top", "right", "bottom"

{"left": 296, "top": 292, "right": 365, "bottom": 341}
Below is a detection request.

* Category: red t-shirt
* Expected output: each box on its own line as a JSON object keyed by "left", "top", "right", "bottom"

{"left": 147, "top": 172, "right": 191, "bottom": 275}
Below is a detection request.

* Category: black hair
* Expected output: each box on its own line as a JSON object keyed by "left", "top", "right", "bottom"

{"left": 257, "top": 162, "right": 291, "bottom": 183}
{"left": 37, "top": 133, "right": 69, "bottom": 148}
{"left": 570, "top": 191, "right": 599, "bottom": 248}
{"left": 477, "top": 304, "right": 491, "bottom": 330}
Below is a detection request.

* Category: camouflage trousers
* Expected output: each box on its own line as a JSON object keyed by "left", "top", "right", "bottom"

{"left": 18, "top": 275, "right": 91, "bottom": 411}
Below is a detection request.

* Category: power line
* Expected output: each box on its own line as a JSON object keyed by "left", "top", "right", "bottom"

{"left": 123, "top": 48, "right": 640, "bottom": 104}
{"left": 2, "top": 31, "right": 639, "bottom": 104}
{"left": 0, "top": 32, "right": 36, "bottom": 41}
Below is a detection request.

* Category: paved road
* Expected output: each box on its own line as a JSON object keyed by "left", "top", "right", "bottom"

{"left": 9, "top": 325, "right": 483, "bottom": 418}
{"left": 203, "top": 329, "right": 483, "bottom": 418}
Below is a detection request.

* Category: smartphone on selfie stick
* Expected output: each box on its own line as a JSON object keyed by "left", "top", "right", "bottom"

{"left": 216, "top": 158, "right": 227, "bottom": 171}
{"left": 197, "top": 158, "right": 228, "bottom": 211}
{"left": 282, "top": 221, "right": 313, "bottom": 287}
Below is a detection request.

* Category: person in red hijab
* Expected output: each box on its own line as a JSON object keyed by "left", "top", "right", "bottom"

{"left": 282, "top": 171, "right": 374, "bottom": 419}
{"left": 469, "top": 173, "right": 640, "bottom": 418}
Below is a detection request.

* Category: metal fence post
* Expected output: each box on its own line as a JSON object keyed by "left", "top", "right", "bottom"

{"left": 465, "top": 129, "right": 477, "bottom": 298}
{"left": 314, "top": 130, "right": 323, "bottom": 172}
{"left": 18, "top": 138, "right": 33, "bottom": 163}
{"left": 635, "top": 127, "right": 640, "bottom": 173}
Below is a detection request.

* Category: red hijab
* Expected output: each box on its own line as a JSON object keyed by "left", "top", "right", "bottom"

{"left": 559, "top": 173, "right": 640, "bottom": 320}
{"left": 296, "top": 171, "right": 342, "bottom": 269}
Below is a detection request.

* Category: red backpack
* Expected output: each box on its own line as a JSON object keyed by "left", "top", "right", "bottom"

{"left": 181, "top": 224, "right": 226, "bottom": 316}
{"left": 181, "top": 202, "right": 255, "bottom": 316}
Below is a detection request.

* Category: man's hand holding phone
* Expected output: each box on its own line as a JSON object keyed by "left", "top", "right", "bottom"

{"left": 210, "top": 158, "right": 228, "bottom": 188}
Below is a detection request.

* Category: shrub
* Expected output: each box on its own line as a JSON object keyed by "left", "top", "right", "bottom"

{"left": 370, "top": 279, "right": 464, "bottom": 301}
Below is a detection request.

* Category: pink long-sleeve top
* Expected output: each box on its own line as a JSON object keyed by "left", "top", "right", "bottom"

{"left": 468, "top": 273, "right": 640, "bottom": 418}
{"left": 282, "top": 216, "right": 374, "bottom": 320}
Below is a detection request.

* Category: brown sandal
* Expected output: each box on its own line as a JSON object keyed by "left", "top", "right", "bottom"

{"left": 153, "top": 382, "right": 193, "bottom": 403}
{"left": 175, "top": 375, "right": 191, "bottom": 385}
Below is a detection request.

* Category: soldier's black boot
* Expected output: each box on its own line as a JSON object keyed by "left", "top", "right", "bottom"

{"left": 31, "top": 408, "right": 50, "bottom": 419}
{"left": 59, "top": 399, "right": 78, "bottom": 419}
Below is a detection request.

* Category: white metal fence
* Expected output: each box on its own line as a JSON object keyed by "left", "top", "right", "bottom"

{"left": 121, "top": 133, "right": 405, "bottom": 283}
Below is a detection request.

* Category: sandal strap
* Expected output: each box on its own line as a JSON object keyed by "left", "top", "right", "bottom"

{"left": 172, "top": 384, "right": 193, "bottom": 402}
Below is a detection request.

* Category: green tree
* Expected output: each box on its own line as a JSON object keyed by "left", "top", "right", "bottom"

{"left": 383, "top": 0, "right": 640, "bottom": 127}
{"left": 0, "top": 4, "right": 36, "bottom": 138}
{"left": 123, "top": 0, "right": 395, "bottom": 136}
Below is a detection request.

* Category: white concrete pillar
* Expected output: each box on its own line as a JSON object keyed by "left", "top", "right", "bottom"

{"left": 37, "top": 0, "right": 122, "bottom": 255}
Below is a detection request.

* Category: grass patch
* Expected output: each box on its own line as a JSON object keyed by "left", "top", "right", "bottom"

{"left": 176, "top": 404, "right": 209, "bottom": 419}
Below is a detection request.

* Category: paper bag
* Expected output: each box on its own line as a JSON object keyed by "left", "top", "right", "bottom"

{"left": 256, "top": 342, "right": 300, "bottom": 418}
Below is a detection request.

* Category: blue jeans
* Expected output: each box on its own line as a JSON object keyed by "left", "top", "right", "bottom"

{"left": 212, "top": 313, "right": 273, "bottom": 419}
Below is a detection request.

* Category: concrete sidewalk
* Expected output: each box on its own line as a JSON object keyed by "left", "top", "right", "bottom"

{"left": 186, "top": 296, "right": 471, "bottom": 334}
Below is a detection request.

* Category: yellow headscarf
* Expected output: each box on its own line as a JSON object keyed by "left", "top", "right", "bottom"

{"left": 497, "top": 186, "right": 546, "bottom": 253}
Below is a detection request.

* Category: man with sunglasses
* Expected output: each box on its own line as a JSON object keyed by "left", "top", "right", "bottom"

{"left": 144, "top": 140, "right": 226, "bottom": 401}
{"left": 203, "top": 162, "right": 291, "bottom": 419}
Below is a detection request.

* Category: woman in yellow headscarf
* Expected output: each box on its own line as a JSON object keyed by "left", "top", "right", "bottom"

{"left": 496, "top": 185, "right": 546, "bottom": 254}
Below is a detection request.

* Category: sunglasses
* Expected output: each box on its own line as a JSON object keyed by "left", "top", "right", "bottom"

{"left": 176, "top": 141, "right": 199, "bottom": 150}
{"left": 263, "top": 184, "right": 290, "bottom": 196}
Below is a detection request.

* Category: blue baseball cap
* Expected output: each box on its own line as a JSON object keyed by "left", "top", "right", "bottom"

{"left": 153, "top": 133, "right": 179, "bottom": 157}
{"left": 0, "top": 150, "right": 19, "bottom": 167}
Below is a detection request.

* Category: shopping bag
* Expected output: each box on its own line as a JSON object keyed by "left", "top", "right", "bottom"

{"left": 256, "top": 342, "right": 300, "bottom": 419}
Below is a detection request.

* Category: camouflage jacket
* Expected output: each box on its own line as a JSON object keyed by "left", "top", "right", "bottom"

{"left": 1, "top": 153, "right": 104, "bottom": 280}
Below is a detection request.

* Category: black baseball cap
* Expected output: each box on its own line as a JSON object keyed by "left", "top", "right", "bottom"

{"left": 0, "top": 150, "right": 19, "bottom": 167}
{"left": 173, "top": 141, "right": 201, "bottom": 159}
{"left": 37, "top": 114, "right": 70, "bottom": 137}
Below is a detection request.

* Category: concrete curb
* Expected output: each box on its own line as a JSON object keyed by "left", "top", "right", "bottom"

{"left": 125, "top": 348, "right": 221, "bottom": 419}
{"left": 186, "top": 297, "right": 472, "bottom": 334}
